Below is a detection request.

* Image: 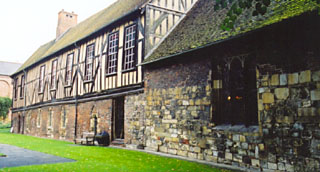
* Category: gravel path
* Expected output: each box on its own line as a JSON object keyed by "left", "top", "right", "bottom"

{"left": 0, "top": 144, "right": 75, "bottom": 168}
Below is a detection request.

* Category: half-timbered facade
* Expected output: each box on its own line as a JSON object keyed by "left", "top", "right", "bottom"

{"left": 11, "top": 0, "right": 197, "bottom": 144}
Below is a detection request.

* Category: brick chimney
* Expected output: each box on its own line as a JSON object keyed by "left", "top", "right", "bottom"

{"left": 56, "top": 9, "right": 77, "bottom": 39}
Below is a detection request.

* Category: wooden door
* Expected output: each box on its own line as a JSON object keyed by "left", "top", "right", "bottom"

{"left": 112, "top": 97, "right": 124, "bottom": 140}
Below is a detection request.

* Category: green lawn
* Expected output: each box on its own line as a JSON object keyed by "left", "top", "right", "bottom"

{"left": 0, "top": 129, "right": 232, "bottom": 172}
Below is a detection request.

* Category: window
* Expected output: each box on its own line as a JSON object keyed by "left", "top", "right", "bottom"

{"left": 39, "top": 65, "right": 45, "bottom": 93}
{"left": 20, "top": 75, "right": 25, "bottom": 99}
{"left": 61, "top": 108, "right": 67, "bottom": 128}
{"left": 212, "top": 57, "right": 258, "bottom": 126}
{"left": 85, "top": 44, "right": 95, "bottom": 81}
{"left": 65, "top": 53, "right": 74, "bottom": 86}
{"left": 106, "top": 32, "right": 119, "bottom": 75}
{"left": 48, "top": 109, "right": 53, "bottom": 128}
{"left": 123, "top": 24, "right": 137, "bottom": 71}
{"left": 13, "top": 78, "right": 18, "bottom": 100}
{"left": 51, "top": 60, "right": 57, "bottom": 89}
{"left": 37, "top": 109, "right": 41, "bottom": 127}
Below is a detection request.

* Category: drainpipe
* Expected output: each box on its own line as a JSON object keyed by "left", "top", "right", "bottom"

{"left": 73, "top": 42, "right": 80, "bottom": 143}
{"left": 22, "top": 69, "right": 27, "bottom": 134}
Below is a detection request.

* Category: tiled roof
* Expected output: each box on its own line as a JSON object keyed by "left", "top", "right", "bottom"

{"left": 14, "top": 0, "right": 149, "bottom": 75}
{"left": 0, "top": 61, "right": 21, "bottom": 76}
{"left": 143, "top": 0, "right": 319, "bottom": 64}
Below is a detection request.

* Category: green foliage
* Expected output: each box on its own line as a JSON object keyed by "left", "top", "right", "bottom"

{"left": 0, "top": 122, "right": 11, "bottom": 129}
{"left": 0, "top": 97, "right": 11, "bottom": 120}
{"left": 0, "top": 132, "right": 233, "bottom": 172}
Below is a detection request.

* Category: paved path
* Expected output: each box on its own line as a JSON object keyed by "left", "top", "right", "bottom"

{"left": 0, "top": 144, "right": 75, "bottom": 168}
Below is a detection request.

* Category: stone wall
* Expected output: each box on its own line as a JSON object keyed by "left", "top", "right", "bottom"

{"left": 143, "top": 52, "right": 320, "bottom": 171}
{"left": 125, "top": 93, "right": 146, "bottom": 148}
{"left": 258, "top": 68, "right": 320, "bottom": 171}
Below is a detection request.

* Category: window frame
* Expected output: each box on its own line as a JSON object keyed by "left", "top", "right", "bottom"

{"left": 51, "top": 59, "right": 58, "bottom": 90}
{"left": 122, "top": 24, "right": 138, "bottom": 72}
{"left": 37, "top": 109, "right": 42, "bottom": 128}
{"left": 13, "top": 77, "right": 18, "bottom": 100}
{"left": 20, "top": 75, "right": 25, "bottom": 99}
{"left": 39, "top": 65, "right": 46, "bottom": 93}
{"left": 84, "top": 43, "right": 95, "bottom": 82}
{"left": 48, "top": 109, "right": 53, "bottom": 129}
{"left": 212, "top": 57, "right": 258, "bottom": 126}
{"left": 106, "top": 31, "right": 119, "bottom": 76}
{"left": 65, "top": 53, "right": 74, "bottom": 87}
{"left": 61, "top": 108, "right": 67, "bottom": 128}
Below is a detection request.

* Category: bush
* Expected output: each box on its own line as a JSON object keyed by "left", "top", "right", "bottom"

{"left": 0, "top": 97, "right": 11, "bottom": 120}
{"left": 0, "top": 122, "right": 11, "bottom": 129}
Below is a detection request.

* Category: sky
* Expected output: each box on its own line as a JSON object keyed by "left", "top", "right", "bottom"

{"left": 0, "top": 0, "right": 117, "bottom": 64}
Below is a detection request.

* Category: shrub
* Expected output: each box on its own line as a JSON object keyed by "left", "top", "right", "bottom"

{"left": 0, "top": 97, "right": 12, "bottom": 120}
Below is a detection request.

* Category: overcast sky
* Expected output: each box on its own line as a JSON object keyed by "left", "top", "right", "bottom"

{"left": 0, "top": 0, "right": 117, "bottom": 64}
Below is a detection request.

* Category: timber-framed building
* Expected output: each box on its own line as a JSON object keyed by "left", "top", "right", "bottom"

{"left": 11, "top": 0, "right": 320, "bottom": 171}
{"left": 11, "top": 0, "right": 197, "bottom": 143}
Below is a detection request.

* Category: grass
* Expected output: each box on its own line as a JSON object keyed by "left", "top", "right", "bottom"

{"left": 0, "top": 128, "right": 232, "bottom": 172}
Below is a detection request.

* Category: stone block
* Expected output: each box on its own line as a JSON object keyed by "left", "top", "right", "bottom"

{"left": 213, "top": 151, "right": 218, "bottom": 157}
{"left": 198, "top": 139, "right": 207, "bottom": 148}
{"left": 182, "top": 100, "right": 189, "bottom": 106}
{"left": 258, "top": 144, "right": 265, "bottom": 151}
{"left": 241, "top": 142, "right": 249, "bottom": 149}
{"left": 198, "top": 153, "right": 204, "bottom": 160}
{"left": 159, "top": 146, "right": 168, "bottom": 153}
{"left": 278, "top": 162, "right": 285, "bottom": 171}
{"left": 312, "top": 71, "right": 320, "bottom": 82}
{"left": 162, "top": 119, "right": 178, "bottom": 124}
{"left": 280, "top": 74, "right": 287, "bottom": 86}
{"left": 233, "top": 134, "right": 240, "bottom": 141}
{"left": 299, "top": 70, "right": 311, "bottom": 83}
{"left": 252, "top": 159, "right": 260, "bottom": 167}
{"left": 193, "top": 147, "right": 201, "bottom": 153}
{"left": 262, "top": 93, "right": 275, "bottom": 104}
{"left": 168, "top": 149, "right": 177, "bottom": 155}
{"left": 270, "top": 74, "right": 279, "bottom": 86}
{"left": 275, "top": 88, "right": 289, "bottom": 100}
{"left": 288, "top": 73, "right": 299, "bottom": 85}
{"left": 177, "top": 150, "right": 188, "bottom": 157}
{"left": 285, "top": 164, "right": 294, "bottom": 172}
{"left": 181, "top": 144, "right": 190, "bottom": 151}
{"left": 225, "top": 152, "right": 233, "bottom": 160}
{"left": 188, "top": 152, "right": 198, "bottom": 159}
{"left": 240, "top": 135, "right": 246, "bottom": 142}
{"left": 268, "top": 162, "right": 278, "bottom": 170}
{"left": 311, "top": 90, "right": 320, "bottom": 101}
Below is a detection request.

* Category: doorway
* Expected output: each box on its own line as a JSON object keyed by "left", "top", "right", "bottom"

{"left": 112, "top": 97, "right": 124, "bottom": 141}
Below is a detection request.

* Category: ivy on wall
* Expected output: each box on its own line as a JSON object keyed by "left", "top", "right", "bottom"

{"left": 0, "top": 97, "right": 12, "bottom": 120}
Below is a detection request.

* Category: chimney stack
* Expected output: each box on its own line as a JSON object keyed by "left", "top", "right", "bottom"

{"left": 56, "top": 9, "right": 78, "bottom": 39}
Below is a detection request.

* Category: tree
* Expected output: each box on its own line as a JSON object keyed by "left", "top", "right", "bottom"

{"left": 0, "top": 97, "right": 12, "bottom": 120}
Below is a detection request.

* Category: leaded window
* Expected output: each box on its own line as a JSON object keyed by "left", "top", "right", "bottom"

{"left": 212, "top": 56, "right": 258, "bottom": 126}
{"left": 85, "top": 44, "right": 95, "bottom": 81}
{"left": 39, "top": 65, "right": 45, "bottom": 93}
{"left": 51, "top": 60, "right": 57, "bottom": 89}
{"left": 123, "top": 24, "right": 137, "bottom": 70}
{"left": 65, "top": 53, "right": 74, "bottom": 86}
{"left": 20, "top": 75, "right": 25, "bottom": 98}
{"left": 106, "top": 32, "right": 119, "bottom": 75}
{"left": 13, "top": 78, "right": 18, "bottom": 100}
